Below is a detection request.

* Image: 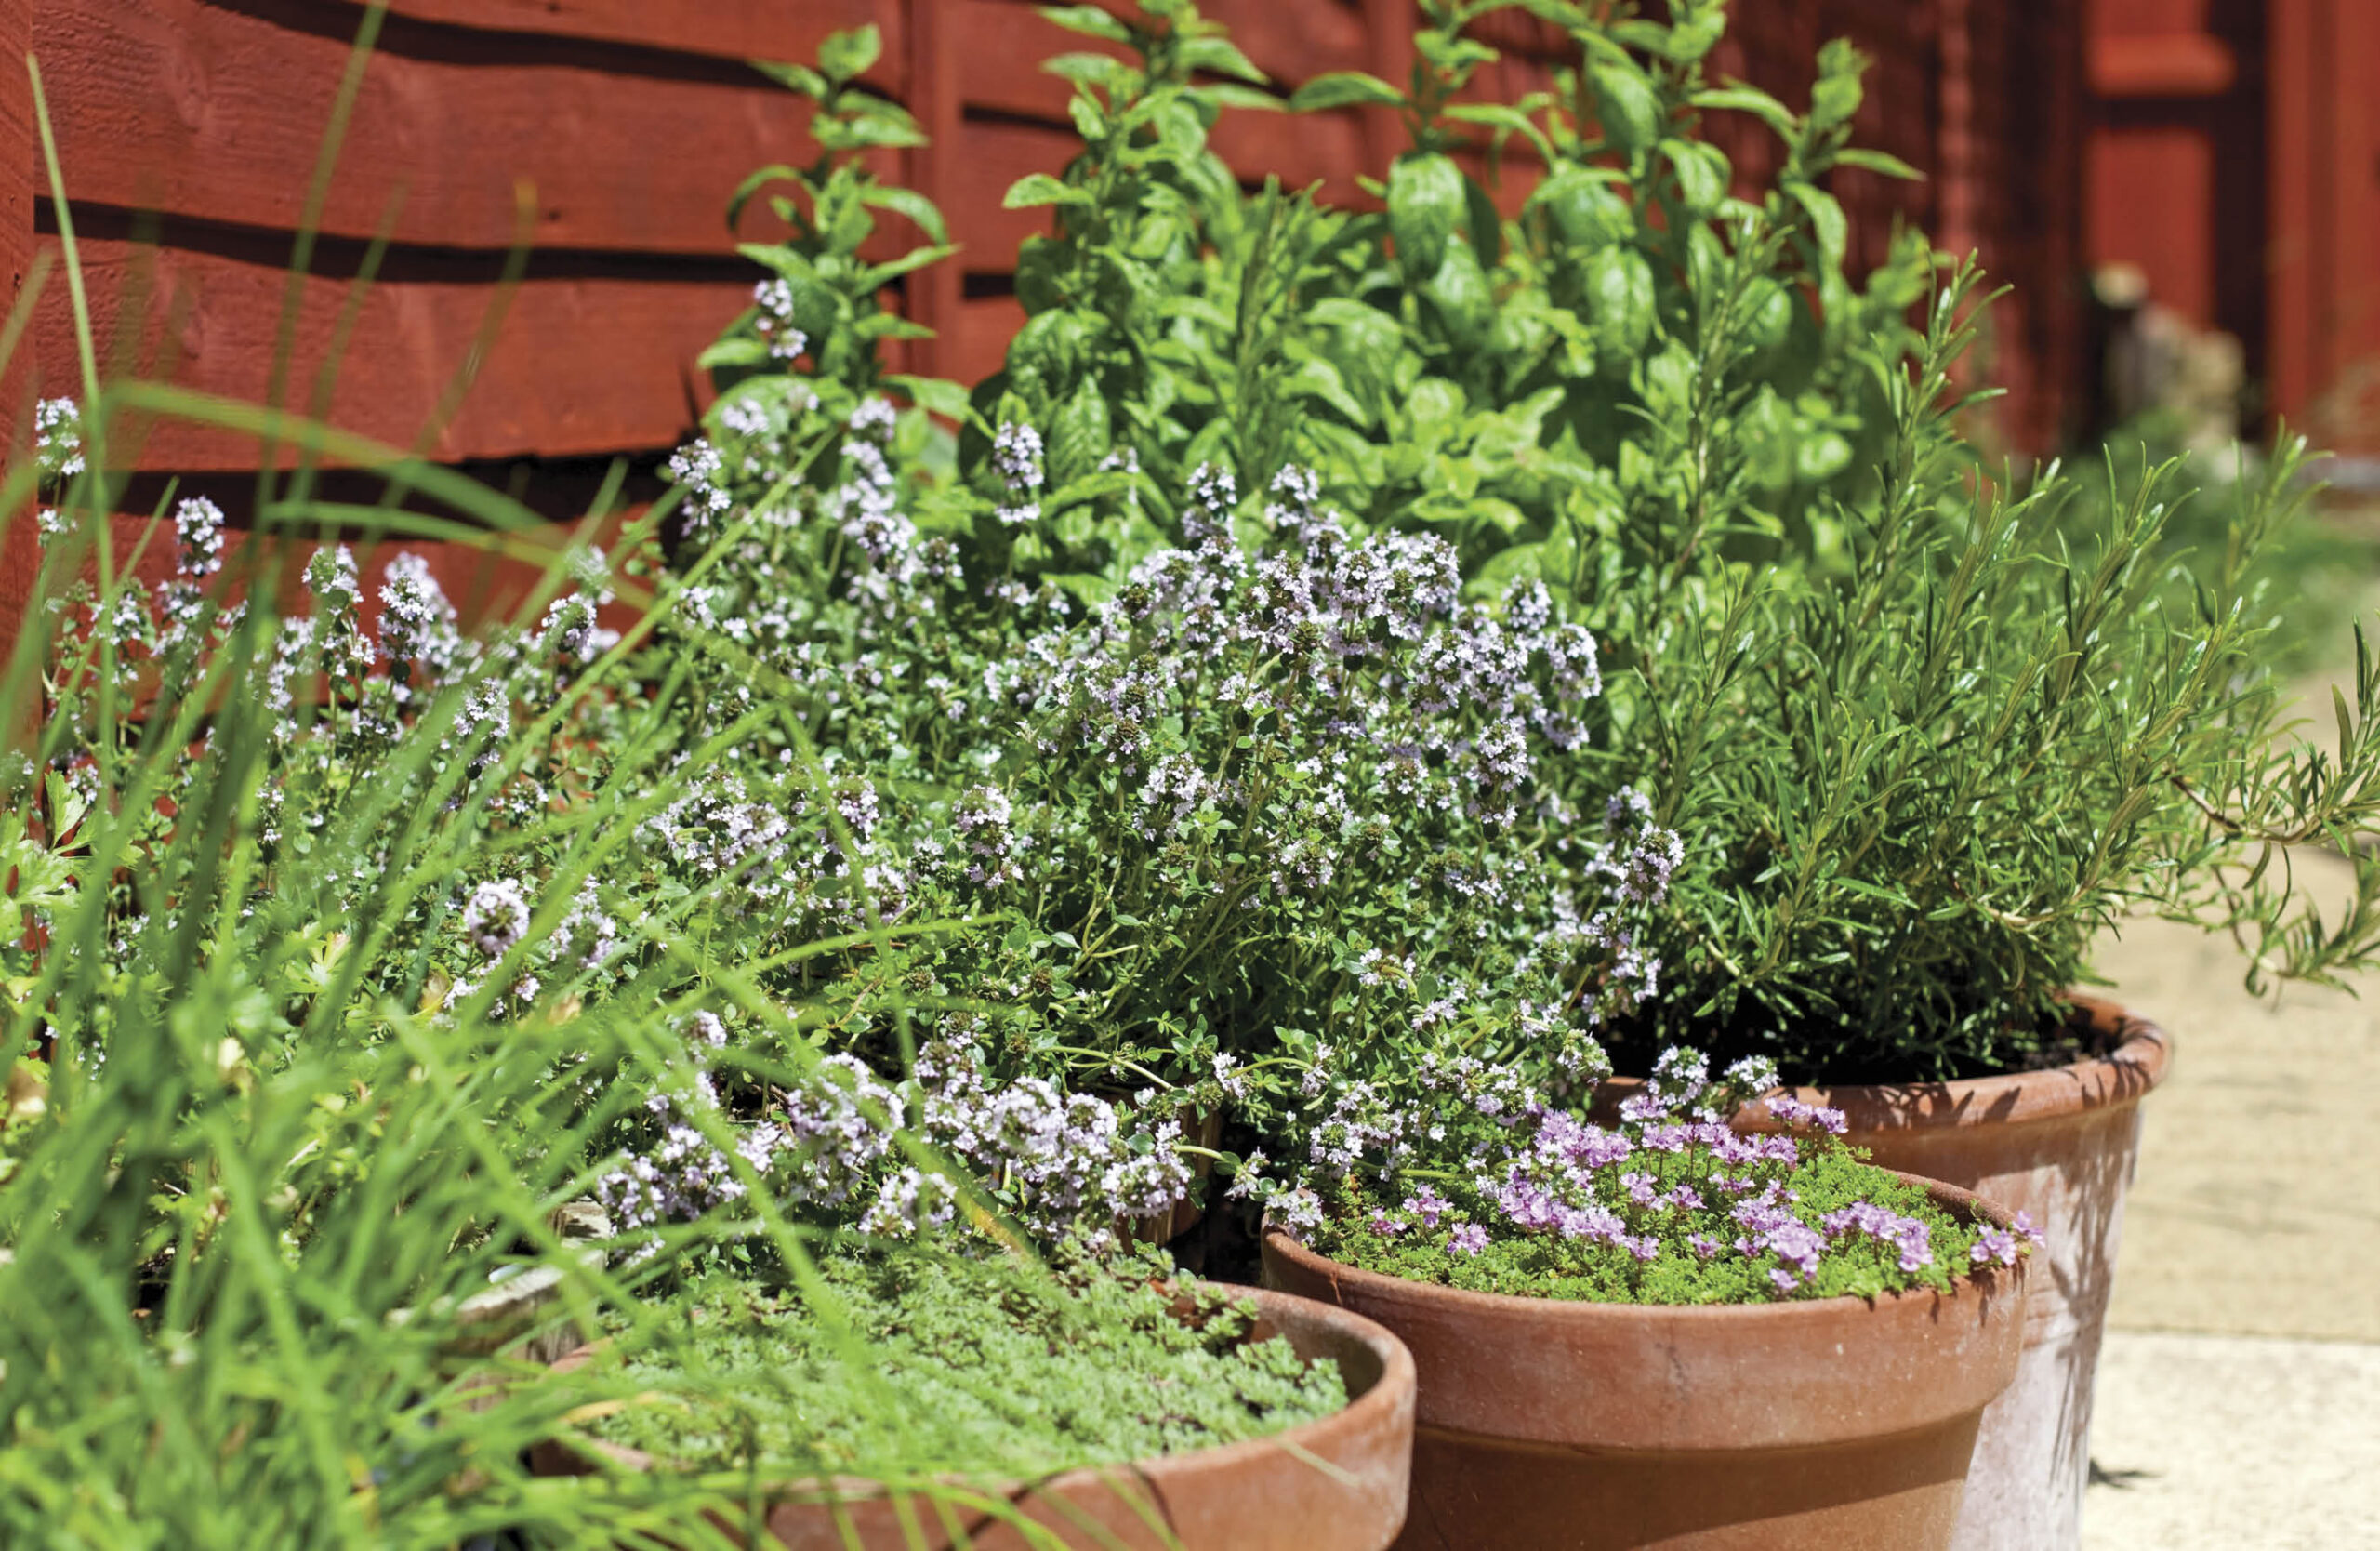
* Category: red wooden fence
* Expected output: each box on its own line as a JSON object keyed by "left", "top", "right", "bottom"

{"left": 2082, "top": 0, "right": 2380, "bottom": 448}
{"left": 0, "top": 0, "right": 2093, "bottom": 643}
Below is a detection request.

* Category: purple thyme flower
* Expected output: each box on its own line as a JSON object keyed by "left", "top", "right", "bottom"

{"left": 1767, "top": 1094, "right": 1850, "bottom": 1136}
{"left": 1821, "top": 1200, "right": 1936, "bottom": 1272}
{"left": 1970, "top": 1228, "right": 2020, "bottom": 1267}
{"left": 1403, "top": 1185, "right": 1450, "bottom": 1228}
{"left": 462, "top": 879, "right": 531, "bottom": 959}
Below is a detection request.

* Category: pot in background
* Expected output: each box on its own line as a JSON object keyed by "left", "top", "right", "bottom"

{"left": 532, "top": 1283, "right": 1416, "bottom": 1551}
{"left": 1723, "top": 997, "right": 2168, "bottom": 1551}
{"left": 1263, "top": 1175, "right": 2026, "bottom": 1551}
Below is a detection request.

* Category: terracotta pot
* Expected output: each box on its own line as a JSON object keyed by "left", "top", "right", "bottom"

{"left": 532, "top": 1283, "right": 1416, "bottom": 1550}
{"left": 1263, "top": 1175, "right": 2026, "bottom": 1551}
{"left": 1712, "top": 996, "right": 2169, "bottom": 1551}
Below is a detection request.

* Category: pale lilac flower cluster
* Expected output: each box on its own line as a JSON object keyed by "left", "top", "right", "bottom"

{"left": 558, "top": 881, "right": 621, "bottom": 970}
{"left": 830, "top": 434, "right": 917, "bottom": 578}
{"left": 175, "top": 497, "right": 226, "bottom": 579}
{"left": 303, "top": 548, "right": 376, "bottom": 686}
{"left": 751, "top": 278, "right": 810, "bottom": 361}
{"left": 33, "top": 397, "right": 84, "bottom": 481}
{"left": 445, "top": 680, "right": 511, "bottom": 776}
{"left": 948, "top": 784, "right": 1026, "bottom": 889}
{"left": 595, "top": 1029, "right": 1195, "bottom": 1254}
{"left": 643, "top": 771, "right": 798, "bottom": 908}
{"left": 970, "top": 467, "right": 1622, "bottom": 937}
{"left": 847, "top": 395, "right": 899, "bottom": 440}
{"left": 916, "top": 1039, "right": 1192, "bottom": 1249}
{"left": 594, "top": 1067, "right": 751, "bottom": 1236}
{"left": 663, "top": 378, "right": 968, "bottom": 696}
{"left": 1820, "top": 1200, "right": 1937, "bottom": 1275}
{"left": 539, "top": 594, "right": 616, "bottom": 669}
{"left": 667, "top": 438, "right": 734, "bottom": 537}
{"left": 992, "top": 421, "right": 1044, "bottom": 527}
{"left": 379, "top": 552, "right": 466, "bottom": 694}
{"left": 462, "top": 879, "right": 532, "bottom": 958}
{"left": 629, "top": 756, "right": 915, "bottom": 942}
{"left": 1765, "top": 1093, "right": 1851, "bottom": 1135}
{"left": 153, "top": 498, "right": 230, "bottom": 650}
{"left": 771, "top": 1054, "right": 905, "bottom": 1212}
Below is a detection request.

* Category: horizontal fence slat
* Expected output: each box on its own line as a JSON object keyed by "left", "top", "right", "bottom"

{"left": 371, "top": 0, "right": 905, "bottom": 75}
{"left": 949, "top": 0, "right": 1373, "bottom": 113}
{"left": 36, "top": 0, "right": 919, "bottom": 258}
{"left": 37, "top": 238, "right": 747, "bottom": 470}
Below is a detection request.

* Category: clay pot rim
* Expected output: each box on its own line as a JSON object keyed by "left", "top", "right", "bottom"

{"left": 1594, "top": 994, "right": 2171, "bottom": 1134}
{"left": 1739, "top": 995, "right": 2171, "bottom": 1134}
{"left": 539, "top": 1281, "right": 1417, "bottom": 1501}
{"left": 1263, "top": 1172, "right": 2021, "bottom": 1328}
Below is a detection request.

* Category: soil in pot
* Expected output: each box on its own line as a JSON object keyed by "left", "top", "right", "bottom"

{"left": 535, "top": 1246, "right": 1416, "bottom": 1550}
{"left": 1266, "top": 1173, "right": 2027, "bottom": 1551}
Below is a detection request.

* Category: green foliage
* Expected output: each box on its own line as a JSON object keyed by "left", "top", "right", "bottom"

{"left": 584, "top": 1248, "right": 1345, "bottom": 1477}
{"left": 714, "top": 25, "right": 959, "bottom": 409}
{"left": 1264, "top": 0, "right": 1934, "bottom": 591}
{"left": 962, "top": 0, "right": 1340, "bottom": 568}
{"left": 2081, "top": 412, "right": 2380, "bottom": 680}
{"left": 1587, "top": 263, "right": 2380, "bottom": 1077}
{"left": 0, "top": 406, "right": 737, "bottom": 1544}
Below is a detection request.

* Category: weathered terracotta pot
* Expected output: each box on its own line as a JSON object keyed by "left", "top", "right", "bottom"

{"left": 533, "top": 1283, "right": 1416, "bottom": 1550}
{"left": 1723, "top": 996, "right": 2169, "bottom": 1551}
{"left": 1263, "top": 1175, "right": 2026, "bottom": 1551}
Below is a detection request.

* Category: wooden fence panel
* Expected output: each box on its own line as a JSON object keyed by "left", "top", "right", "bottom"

{"left": 27, "top": 0, "right": 897, "bottom": 474}
{"left": 41, "top": 0, "right": 881, "bottom": 257}
{"left": 38, "top": 238, "right": 749, "bottom": 471}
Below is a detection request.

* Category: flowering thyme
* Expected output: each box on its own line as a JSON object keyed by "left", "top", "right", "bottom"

{"left": 33, "top": 397, "right": 84, "bottom": 482}
{"left": 751, "top": 278, "right": 809, "bottom": 362}
{"left": 992, "top": 422, "right": 1045, "bottom": 527}
{"left": 593, "top": 1028, "right": 1198, "bottom": 1254}
{"left": 1284, "top": 1042, "right": 2034, "bottom": 1303}
{"left": 666, "top": 438, "right": 734, "bottom": 537}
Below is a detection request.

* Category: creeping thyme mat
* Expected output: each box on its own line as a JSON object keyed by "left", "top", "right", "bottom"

{"left": 588, "top": 1251, "right": 1348, "bottom": 1478}
{"left": 1311, "top": 1147, "right": 1985, "bottom": 1305}
{"left": 1287, "top": 1055, "right": 2042, "bottom": 1306}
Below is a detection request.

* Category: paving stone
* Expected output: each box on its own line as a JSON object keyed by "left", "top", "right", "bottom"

{"left": 2076, "top": 844, "right": 2380, "bottom": 1546}
{"left": 2082, "top": 1331, "right": 2380, "bottom": 1551}
{"left": 2094, "top": 875, "right": 2380, "bottom": 1344}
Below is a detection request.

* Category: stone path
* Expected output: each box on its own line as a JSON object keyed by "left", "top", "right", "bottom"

{"left": 2082, "top": 866, "right": 2380, "bottom": 1547}
{"left": 2083, "top": 1331, "right": 2380, "bottom": 1550}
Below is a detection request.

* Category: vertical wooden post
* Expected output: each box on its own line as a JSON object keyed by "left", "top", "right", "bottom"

{"left": 0, "top": 0, "right": 40, "bottom": 656}
{"left": 1360, "top": 0, "right": 1414, "bottom": 186}
{"left": 2266, "top": 0, "right": 2320, "bottom": 426}
{"left": 905, "top": 0, "right": 961, "bottom": 385}
{"left": 0, "top": 0, "right": 33, "bottom": 455}
{"left": 1933, "top": 0, "right": 1977, "bottom": 264}
{"left": 2264, "top": 0, "right": 2380, "bottom": 436}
